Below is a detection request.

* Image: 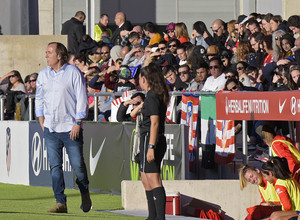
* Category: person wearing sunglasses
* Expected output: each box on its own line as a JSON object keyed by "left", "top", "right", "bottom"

{"left": 210, "top": 19, "right": 228, "bottom": 50}
{"left": 163, "top": 22, "right": 176, "bottom": 42}
{"left": 178, "top": 64, "right": 197, "bottom": 91}
{"left": 236, "top": 61, "right": 251, "bottom": 87}
{"left": 0, "top": 70, "right": 26, "bottom": 94}
{"left": 117, "top": 92, "right": 145, "bottom": 122}
{"left": 167, "top": 39, "right": 180, "bottom": 56}
{"left": 201, "top": 57, "right": 226, "bottom": 91}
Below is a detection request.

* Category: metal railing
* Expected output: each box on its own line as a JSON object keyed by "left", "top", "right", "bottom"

{"left": 0, "top": 91, "right": 251, "bottom": 164}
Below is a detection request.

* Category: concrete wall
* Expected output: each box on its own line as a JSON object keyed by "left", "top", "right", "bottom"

{"left": 0, "top": 35, "right": 67, "bottom": 79}
{"left": 122, "top": 180, "right": 261, "bottom": 220}
{"left": 38, "top": 0, "right": 54, "bottom": 35}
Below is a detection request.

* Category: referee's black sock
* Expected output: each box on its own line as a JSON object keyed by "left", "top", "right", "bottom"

{"left": 152, "top": 186, "right": 166, "bottom": 220}
{"left": 145, "top": 190, "right": 156, "bottom": 220}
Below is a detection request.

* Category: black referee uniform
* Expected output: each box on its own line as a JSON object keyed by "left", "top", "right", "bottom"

{"left": 139, "top": 90, "right": 167, "bottom": 173}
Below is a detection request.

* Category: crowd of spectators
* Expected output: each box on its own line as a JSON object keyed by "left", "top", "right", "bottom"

{"left": 1, "top": 11, "right": 300, "bottom": 146}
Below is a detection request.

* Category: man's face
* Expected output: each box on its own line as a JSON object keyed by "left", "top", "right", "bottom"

{"left": 114, "top": 14, "right": 122, "bottom": 26}
{"left": 129, "top": 37, "right": 139, "bottom": 47}
{"left": 93, "top": 47, "right": 101, "bottom": 63}
{"left": 165, "top": 70, "right": 177, "bottom": 84}
{"left": 289, "top": 26, "right": 300, "bottom": 35}
{"left": 177, "top": 49, "right": 186, "bottom": 61}
{"left": 248, "top": 24, "right": 260, "bottom": 34}
{"left": 132, "top": 96, "right": 143, "bottom": 110}
{"left": 227, "top": 81, "right": 240, "bottom": 91}
{"left": 134, "top": 49, "right": 144, "bottom": 60}
{"left": 212, "top": 24, "right": 223, "bottom": 37}
{"left": 45, "top": 44, "right": 60, "bottom": 69}
{"left": 101, "top": 46, "right": 110, "bottom": 61}
{"left": 196, "top": 68, "right": 208, "bottom": 82}
{"left": 100, "top": 15, "right": 109, "bottom": 26}
{"left": 209, "top": 60, "right": 222, "bottom": 79}
{"left": 250, "top": 38, "right": 259, "bottom": 52}
{"left": 158, "top": 43, "right": 167, "bottom": 55}
{"left": 178, "top": 67, "right": 190, "bottom": 83}
{"left": 168, "top": 42, "right": 177, "bottom": 54}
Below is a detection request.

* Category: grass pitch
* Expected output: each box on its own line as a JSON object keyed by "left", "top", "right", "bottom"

{"left": 0, "top": 183, "right": 143, "bottom": 219}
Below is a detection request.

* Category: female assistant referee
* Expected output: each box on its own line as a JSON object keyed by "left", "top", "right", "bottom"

{"left": 138, "top": 63, "right": 170, "bottom": 220}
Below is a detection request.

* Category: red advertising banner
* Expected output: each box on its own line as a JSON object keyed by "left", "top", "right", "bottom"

{"left": 216, "top": 91, "right": 300, "bottom": 121}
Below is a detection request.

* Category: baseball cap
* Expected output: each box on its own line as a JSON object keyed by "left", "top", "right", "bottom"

{"left": 206, "top": 45, "right": 220, "bottom": 55}
{"left": 119, "top": 67, "right": 132, "bottom": 80}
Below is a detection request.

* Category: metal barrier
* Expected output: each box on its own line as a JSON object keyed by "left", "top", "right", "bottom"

{"left": 0, "top": 91, "right": 253, "bottom": 164}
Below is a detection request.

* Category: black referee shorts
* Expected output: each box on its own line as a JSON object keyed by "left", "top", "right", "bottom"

{"left": 139, "top": 132, "right": 167, "bottom": 173}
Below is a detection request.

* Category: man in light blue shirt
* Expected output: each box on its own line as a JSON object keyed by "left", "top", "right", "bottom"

{"left": 35, "top": 42, "right": 91, "bottom": 213}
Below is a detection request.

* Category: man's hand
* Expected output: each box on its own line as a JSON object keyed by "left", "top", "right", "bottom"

{"left": 70, "top": 123, "right": 81, "bottom": 140}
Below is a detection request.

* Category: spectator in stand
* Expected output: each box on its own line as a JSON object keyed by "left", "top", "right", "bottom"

{"left": 202, "top": 57, "right": 226, "bottom": 91}
{"left": 158, "top": 41, "right": 169, "bottom": 56}
{"left": 96, "top": 45, "right": 114, "bottom": 71}
{"left": 289, "top": 65, "right": 300, "bottom": 90}
{"left": 271, "top": 15, "right": 288, "bottom": 33}
{"left": 236, "top": 61, "right": 251, "bottom": 86}
{"left": 236, "top": 15, "right": 250, "bottom": 42}
{"left": 210, "top": 19, "right": 228, "bottom": 50}
{"left": 178, "top": 64, "right": 197, "bottom": 91}
{"left": 143, "top": 22, "right": 162, "bottom": 46}
{"left": 224, "top": 78, "right": 258, "bottom": 92}
{"left": 24, "top": 75, "right": 31, "bottom": 93}
{"left": 174, "top": 22, "right": 190, "bottom": 44}
{"left": 111, "top": 12, "right": 133, "bottom": 46}
{"left": 249, "top": 32, "right": 265, "bottom": 68}
{"left": 74, "top": 54, "right": 89, "bottom": 74}
{"left": 261, "top": 13, "right": 273, "bottom": 35}
{"left": 176, "top": 44, "right": 188, "bottom": 65}
{"left": 236, "top": 40, "right": 254, "bottom": 63}
{"left": 114, "top": 66, "right": 135, "bottom": 92}
{"left": 220, "top": 49, "right": 233, "bottom": 71}
{"left": 61, "top": 11, "right": 86, "bottom": 54}
{"left": 269, "top": 65, "right": 290, "bottom": 91}
{"left": 122, "top": 44, "right": 145, "bottom": 67}
{"left": 28, "top": 73, "right": 38, "bottom": 94}
{"left": 0, "top": 71, "right": 26, "bottom": 94}
{"left": 116, "top": 92, "right": 145, "bottom": 122}
{"left": 225, "top": 20, "right": 237, "bottom": 50}
{"left": 262, "top": 35, "right": 275, "bottom": 66}
{"left": 92, "top": 47, "right": 102, "bottom": 63}
{"left": 248, "top": 18, "right": 261, "bottom": 34}
{"left": 94, "top": 14, "right": 112, "bottom": 42}
{"left": 163, "top": 22, "right": 176, "bottom": 41}
{"left": 128, "top": 31, "right": 149, "bottom": 48}
{"left": 194, "top": 62, "right": 210, "bottom": 90}
{"left": 287, "top": 15, "right": 300, "bottom": 36}
{"left": 167, "top": 39, "right": 180, "bottom": 57}
{"left": 206, "top": 45, "right": 220, "bottom": 61}
{"left": 245, "top": 66, "right": 263, "bottom": 91}
{"left": 190, "top": 21, "right": 211, "bottom": 49}
{"left": 224, "top": 69, "right": 238, "bottom": 81}
{"left": 280, "top": 34, "right": 295, "bottom": 58}
{"left": 163, "top": 65, "right": 187, "bottom": 91}
{"left": 272, "top": 30, "right": 286, "bottom": 62}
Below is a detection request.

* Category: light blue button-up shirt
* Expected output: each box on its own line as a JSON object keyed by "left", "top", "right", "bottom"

{"left": 35, "top": 64, "right": 88, "bottom": 132}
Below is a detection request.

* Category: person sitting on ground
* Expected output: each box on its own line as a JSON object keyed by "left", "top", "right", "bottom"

{"left": 261, "top": 157, "right": 300, "bottom": 220}
{"left": 114, "top": 66, "right": 135, "bottom": 92}
{"left": 117, "top": 92, "right": 145, "bottom": 122}
{"left": 239, "top": 165, "right": 281, "bottom": 220}
{"left": 261, "top": 123, "right": 300, "bottom": 184}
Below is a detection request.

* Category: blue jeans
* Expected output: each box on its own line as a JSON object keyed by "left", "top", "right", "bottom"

{"left": 44, "top": 127, "right": 89, "bottom": 204}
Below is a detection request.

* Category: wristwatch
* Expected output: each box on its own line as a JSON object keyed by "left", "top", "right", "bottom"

{"left": 75, "top": 121, "right": 82, "bottom": 126}
{"left": 147, "top": 144, "right": 155, "bottom": 149}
